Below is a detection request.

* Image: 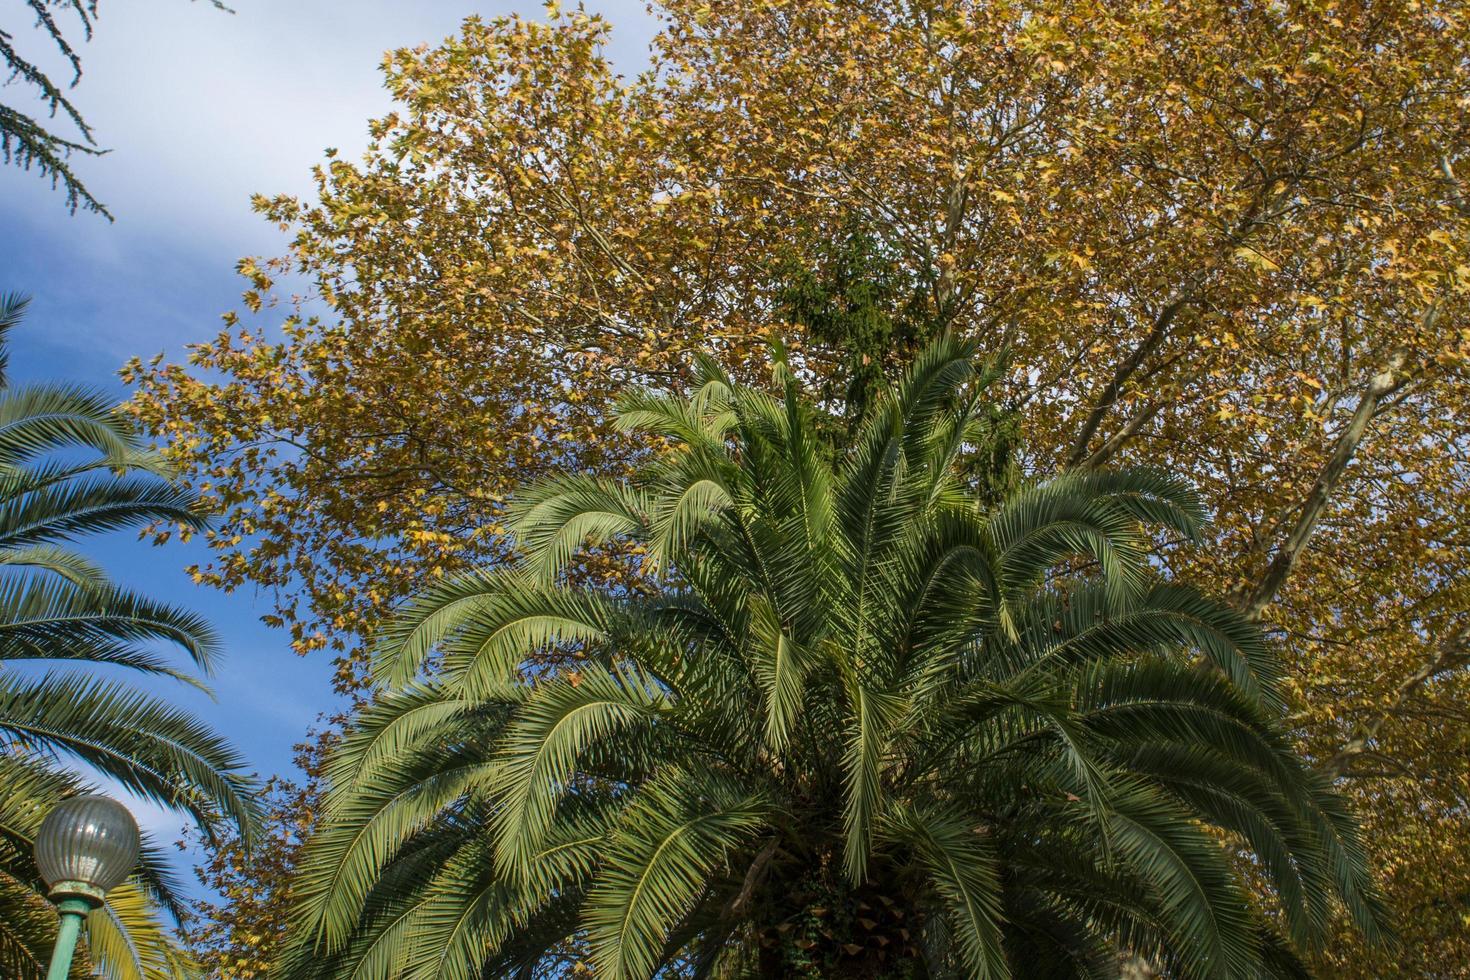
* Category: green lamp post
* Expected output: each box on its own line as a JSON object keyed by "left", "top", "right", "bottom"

{"left": 34, "top": 795, "right": 141, "bottom": 980}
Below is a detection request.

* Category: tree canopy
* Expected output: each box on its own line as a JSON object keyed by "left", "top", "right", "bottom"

{"left": 126, "top": 1, "right": 1470, "bottom": 971}
{"left": 282, "top": 336, "right": 1382, "bottom": 978}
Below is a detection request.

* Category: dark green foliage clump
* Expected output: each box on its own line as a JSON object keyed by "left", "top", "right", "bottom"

{"left": 777, "top": 225, "right": 936, "bottom": 426}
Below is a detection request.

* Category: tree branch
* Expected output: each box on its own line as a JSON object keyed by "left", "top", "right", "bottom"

{"left": 1064, "top": 297, "right": 1186, "bottom": 467}
{"left": 1075, "top": 400, "right": 1165, "bottom": 470}
{"left": 1324, "top": 624, "right": 1470, "bottom": 779}
{"left": 1239, "top": 345, "right": 1412, "bottom": 621}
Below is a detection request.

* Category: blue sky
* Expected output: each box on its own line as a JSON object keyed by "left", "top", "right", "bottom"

{"left": 1, "top": 0, "right": 654, "bottom": 875}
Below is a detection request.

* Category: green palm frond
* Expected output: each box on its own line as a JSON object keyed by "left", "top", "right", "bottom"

{"left": 488, "top": 662, "right": 670, "bottom": 873}
{"left": 0, "top": 754, "right": 196, "bottom": 980}
{"left": 394, "top": 812, "right": 607, "bottom": 980}
{"left": 613, "top": 386, "right": 736, "bottom": 450}
{"left": 988, "top": 476, "right": 1150, "bottom": 600}
{"left": 582, "top": 769, "right": 770, "bottom": 980}
{"left": 746, "top": 594, "right": 822, "bottom": 751}
{"left": 0, "top": 384, "right": 142, "bottom": 470}
{"left": 1007, "top": 582, "right": 1281, "bottom": 708}
{"left": 86, "top": 880, "right": 199, "bottom": 980}
{"left": 296, "top": 754, "right": 500, "bottom": 954}
{"left": 325, "top": 685, "right": 489, "bottom": 791}
{"left": 0, "top": 672, "right": 256, "bottom": 833}
{"left": 0, "top": 464, "right": 204, "bottom": 550}
{"left": 1062, "top": 467, "right": 1209, "bottom": 542}
{"left": 644, "top": 468, "right": 739, "bottom": 577}
{"left": 286, "top": 333, "right": 1383, "bottom": 979}
{"left": 0, "top": 754, "right": 189, "bottom": 920}
{"left": 371, "top": 569, "right": 619, "bottom": 692}
{"left": 507, "top": 475, "right": 654, "bottom": 584}
{"left": 1100, "top": 779, "right": 1259, "bottom": 978}
{"left": 0, "top": 574, "right": 221, "bottom": 676}
{"left": 0, "top": 301, "right": 250, "bottom": 977}
{"left": 841, "top": 683, "right": 904, "bottom": 883}
{"left": 0, "top": 292, "right": 29, "bottom": 389}
{"left": 881, "top": 802, "right": 1008, "bottom": 980}
{"left": 0, "top": 543, "right": 109, "bottom": 587}
{"left": 0, "top": 870, "right": 54, "bottom": 979}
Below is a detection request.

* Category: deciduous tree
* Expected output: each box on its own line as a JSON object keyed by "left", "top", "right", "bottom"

{"left": 127, "top": 2, "right": 1470, "bottom": 970}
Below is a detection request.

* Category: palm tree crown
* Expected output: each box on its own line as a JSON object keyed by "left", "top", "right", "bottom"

{"left": 285, "top": 335, "right": 1381, "bottom": 979}
{"left": 0, "top": 293, "right": 258, "bottom": 979}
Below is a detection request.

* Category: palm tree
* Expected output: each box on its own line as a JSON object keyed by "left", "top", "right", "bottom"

{"left": 283, "top": 335, "right": 1383, "bottom": 979}
{"left": 0, "top": 293, "right": 258, "bottom": 978}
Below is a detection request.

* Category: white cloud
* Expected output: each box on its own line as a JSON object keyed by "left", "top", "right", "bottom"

{"left": 6, "top": 0, "right": 659, "bottom": 241}
{"left": 1, "top": 0, "right": 659, "bottom": 365}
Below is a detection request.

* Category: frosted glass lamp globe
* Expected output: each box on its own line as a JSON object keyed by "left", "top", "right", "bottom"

{"left": 34, "top": 795, "right": 140, "bottom": 905}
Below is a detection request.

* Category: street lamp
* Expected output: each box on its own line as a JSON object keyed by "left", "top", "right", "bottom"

{"left": 34, "top": 795, "right": 141, "bottom": 980}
